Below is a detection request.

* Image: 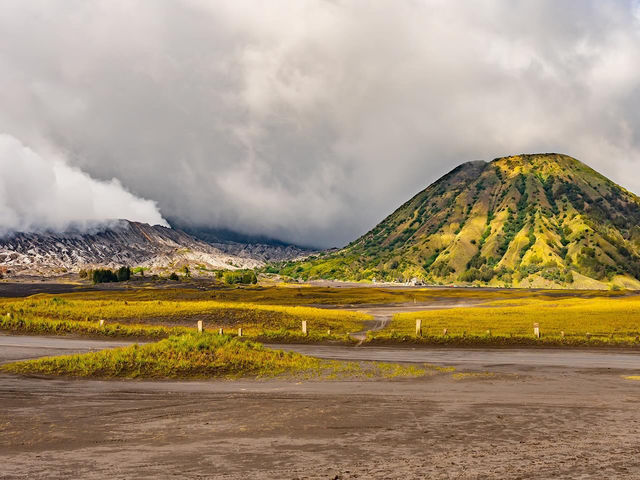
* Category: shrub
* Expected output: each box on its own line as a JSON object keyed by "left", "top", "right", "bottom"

{"left": 223, "top": 270, "right": 258, "bottom": 285}
{"left": 460, "top": 265, "right": 495, "bottom": 283}
{"left": 431, "top": 262, "right": 454, "bottom": 278}
{"left": 467, "top": 253, "right": 486, "bottom": 270}
{"left": 422, "top": 249, "right": 441, "bottom": 271}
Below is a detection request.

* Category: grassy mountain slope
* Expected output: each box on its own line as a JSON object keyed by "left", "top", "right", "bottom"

{"left": 275, "top": 154, "right": 640, "bottom": 289}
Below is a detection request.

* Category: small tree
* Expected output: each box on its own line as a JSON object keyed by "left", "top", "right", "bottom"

{"left": 169, "top": 272, "right": 180, "bottom": 281}
{"left": 182, "top": 266, "right": 191, "bottom": 278}
{"left": 116, "top": 266, "right": 131, "bottom": 282}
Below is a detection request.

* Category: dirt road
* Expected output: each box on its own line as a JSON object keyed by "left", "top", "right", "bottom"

{"left": 0, "top": 335, "right": 135, "bottom": 363}
{"left": 319, "top": 299, "right": 483, "bottom": 340}
{"left": 2, "top": 335, "right": 640, "bottom": 479}
{"left": 2, "top": 368, "right": 640, "bottom": 479}
{"left": 3, "top": 334, "right": 640, "bottom": 370}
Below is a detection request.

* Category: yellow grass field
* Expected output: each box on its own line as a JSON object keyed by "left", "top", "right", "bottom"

{"left": 0, "top": 285, "right": 537, "bottom": 339}
{"left": 17, "top": 284, "right": 561, "bottom": 305}
{"left": 386, "top": 295, "right": 640, "bottom": 342}
{"left": 1, "top": 284, "right": 638, "bottom": 345}
{"left": 0, "top": 295, "right": 368, "bottom": 338}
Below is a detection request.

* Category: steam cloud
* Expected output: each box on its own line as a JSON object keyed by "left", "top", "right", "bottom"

{"left": 0, "top": 134, "right": 168, "bottom": 235}
{"left": 0, "top": 1, "right": 639, "bottom": 247}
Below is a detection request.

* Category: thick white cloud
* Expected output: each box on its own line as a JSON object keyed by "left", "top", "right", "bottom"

{"left": 0, "top": 134, "right": 167, "bottom": 234}
{"left": 0, "top": 0, "right": 639, "bottom": 246}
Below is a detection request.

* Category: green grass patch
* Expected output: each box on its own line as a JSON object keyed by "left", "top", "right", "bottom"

{"left": 0, "top": 333, "right": 430, "bottom": 380}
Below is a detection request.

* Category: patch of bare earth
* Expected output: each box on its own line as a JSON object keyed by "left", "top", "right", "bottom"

{"left": 1, "top": 366, "right": 639, "bottom": 479}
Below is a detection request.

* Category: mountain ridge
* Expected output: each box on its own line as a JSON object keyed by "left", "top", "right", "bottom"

{"left": 275, "top": 153, "right": 640, "bottom": 289}
{"left": 0, "top": 220, "right": 311, "bottom": 276}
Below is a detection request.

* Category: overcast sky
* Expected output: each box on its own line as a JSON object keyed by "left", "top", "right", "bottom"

{"left": 1, "top": 0, "right": 640, "bottom": 247}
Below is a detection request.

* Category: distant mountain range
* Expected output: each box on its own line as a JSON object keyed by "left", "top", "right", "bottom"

{"left": 5, "top": 153, "right": 640, "bottom": 289}
{"left": 169, "top": 222, "right": 299, "bottom": 248}
{"left": 276, "top": 154, "right": 640, "bottom": 289}
{"left": 0, "top": 220, "right": 311, "bottom": 276}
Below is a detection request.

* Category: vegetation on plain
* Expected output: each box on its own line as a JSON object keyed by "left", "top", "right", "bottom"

{"left": 0, "top": 294, "right": 367, "bottom": 336}
{"left": 0, "top": 312, "right": 189, "bottom": 338}
{"left": 0, "top": 333, "right": 429, "bottom": 380}
{"left": 1, "top": 285, "right": 638, "bottom": 347}
{"left": 12, "top": 284, "right": 589, "bottom": 305}
{"left": 223, "top": 270, "right": 258, "bottom": 285}
{"left": 372, "top": 294, "right": 640, "bottom": 346}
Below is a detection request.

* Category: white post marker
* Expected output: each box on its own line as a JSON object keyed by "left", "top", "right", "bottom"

{"left": 238, "top": 327, "right": 243, "bottom": 337}
{"left": 302, "top": 320, "right": 307, "bottom": 336}
{"left": 533, "top": 322, "right": 540, "bottom": 338}
{"left": 443, "top": 328, "right": 448, "bottom": 336}
{"left": 197, "top": 320, "right": 203, "bottom": 333}
{"left": 99, "top": 319, "right": 104, "bottom": 327}
{"left": 416, "top": 319, "right": 422, "bottom": 337}
{"left": 219, "top": 327, "right": 224, "bottom": 335}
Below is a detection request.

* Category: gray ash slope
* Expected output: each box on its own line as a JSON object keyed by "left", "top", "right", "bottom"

{"left": 0, "top": 220, "right": 311, "bottom": 275}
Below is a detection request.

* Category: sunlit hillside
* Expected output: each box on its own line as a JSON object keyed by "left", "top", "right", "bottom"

{"left": 275, "top": 154, "right": 640, "bottom": 289}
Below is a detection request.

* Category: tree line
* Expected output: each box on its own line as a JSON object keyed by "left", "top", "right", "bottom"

{"left": 78, "top": 265, "right": 258, "bottom": 285}
{"left": 79, "top": 266, "right": 131, "bottom": 284}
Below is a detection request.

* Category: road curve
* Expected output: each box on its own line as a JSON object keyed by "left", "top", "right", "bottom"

{"left": 335, "top": 300, "right": 482, "bottom": 340}
{"left": 2, "top": 334, "right": 640, "bottom": 370}
{"left": 0, "top": 335, "right": 135, "bottom": 363}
